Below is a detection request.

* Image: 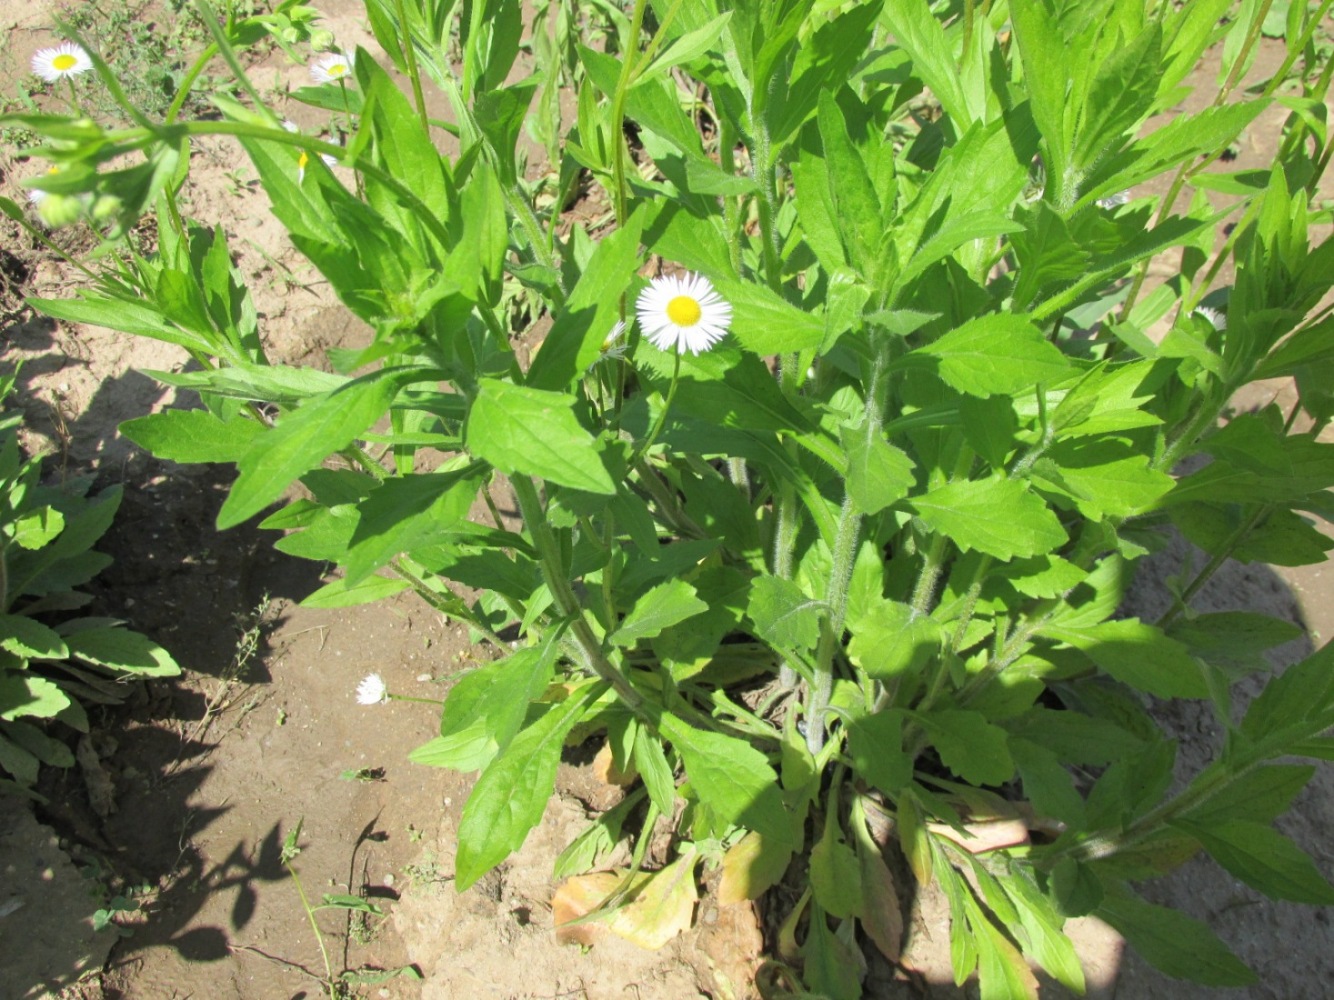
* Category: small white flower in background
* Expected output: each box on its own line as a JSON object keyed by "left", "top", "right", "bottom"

{"left": 1195, "top": 305, "right": 1227, "bottom": 331}
{"left": 636, "top": 272, "right": 732, "bottom": 355}
{"left": 356, "top": 673, "right": 388, "bottom": 705}
{"left": 27, "top": 165, "right": 61, "bottom": 207}
{"left": 31, "top": 42, "right": 92, "bottom": 82}
{"left": 320, "top": 152, "right": 339, "bottom": 167}
{"left": 1097, "top": 190, "right": 1131, "bottom": 210}
{"left": 591, "top": 319, "right": 630, "bottom": 367}
{"left": 281, "top": 119, "right": 299, "bottom": 133}
{"left": 310, "top": 51, "right": 355, "bottom": 84}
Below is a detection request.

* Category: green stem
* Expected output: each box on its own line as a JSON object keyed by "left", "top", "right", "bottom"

{"left": 807, "top": 495, "right": 860, "bottom": 754}
{"left": 610, "top": 0, "right": 651, "bottom": 228}
{"left": 633, "top": 349, "right": 682, "bottom": 463}
{"left": 393, "top": 0, "right": 431, "bottom": 131}
{"left": 1157, "top": 504, "right": 1273, "bottom": 629}
{"left": 387, "top": 693, "right": 444, "bottom": 706}
{"left": 511, "top": 475, "right": 644, "bottom": 711}
{"left": 165, "top": 42, "right": 219, "bottom": 124}
{"left": 284, "top": 863, "right": 334, "bottom": 987}
{"left": 1114, "top": 0, "right": 1274, "bottom": 324}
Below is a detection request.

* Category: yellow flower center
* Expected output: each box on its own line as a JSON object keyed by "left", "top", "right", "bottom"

{"left": 298, "top": 151, "right": 309, "bottom": 168}
{"left": 666, "top": 295, "right": 702, "bottom": 327}
{"left": 53, "top": 53, "right": 77, "bottom": 71}
{"left": 329, "top": 62, "right": 347, "bottom": 77}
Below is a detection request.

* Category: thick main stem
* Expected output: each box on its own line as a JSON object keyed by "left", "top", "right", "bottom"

{"left": 511, "top": 475, "right": 643, "bottom": 710}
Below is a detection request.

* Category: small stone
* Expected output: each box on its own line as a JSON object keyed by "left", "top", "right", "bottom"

{"left": 383, "top": 873, "right": 395, "bottom": 887}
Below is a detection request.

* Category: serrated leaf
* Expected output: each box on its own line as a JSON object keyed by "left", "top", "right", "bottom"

{"left": 841, "top": 420, "right": 916, "bottom": 515}
{"left": 454, "top": 681, "right": 603, "bottom": 889}
{"left": 845, "top": 709, "right": 910, "bottom": 794}
{"left": 662, "top": 715, "right": 795, "bottom": 855}
{"left": 0, "top": 674, "right": 70, "bottom": 721}
{"left": 611, "top": 579, "right": 708, "bottom": 646}
{"left": 911, "top": 315, "right": 1070, "bottom": 397}
{"left": 0, "top": 616, "right": 68, "bottom": 660}
{"left": 1096, "top": 889, "right": 1257, "bottom": 986}
{"left": 916, "top": 709, "right": 1014, "bottom": 786}
{"left": 466, "top": 379, "right": 614, "bottom": 494}
{"left": 220, "top": 368, "right": 417, "bottom": 528}
{"left": 746, "top": 576, "right": 823, "bottom": 652}
{"left": 11, "top": 507, "right": 64, "bottom": 551}
{"left": 712, "top": 279, "right": 825, "bottom": 355}
{"left": 121, "top": 409, "right": 264, "bottom": 464}
{"left": 911, "top": 476, "right": 1067, "bottom": 560}
{"left": 1043, "top": 619, "right": 1208, "bottom": 699}
{"left": 1171, "top": 819, "right": 1334, "bottom": 904}
{"left": 65, "top": 628, "right": 180, "bottom": 677}
{"left": 300, "top": 574, "right": 412, "bottom": 608}
{"left": 847, "top": 599, "right": 941, "bottom": 679}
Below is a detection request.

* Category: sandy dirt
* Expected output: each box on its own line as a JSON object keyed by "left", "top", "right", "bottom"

{"left": 1, "top": 5, "right": 1331, "bottom": 1000}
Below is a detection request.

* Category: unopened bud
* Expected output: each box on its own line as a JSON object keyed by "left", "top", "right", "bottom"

{"left": 37, "top": 192, "right": 84, "bottom": 228}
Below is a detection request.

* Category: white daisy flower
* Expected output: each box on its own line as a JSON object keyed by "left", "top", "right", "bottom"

{"left": 310, "top": 51, "right": 355, "bottom": 84}
{"left": 636, "top": 272, "right": 732, "bottom": 355}
{"left": 31, "top": 42, "right": 92, "bottom": 82}
{"left": 1194, "top": 306, "right": 1227, "bottom": 331}
{"left": 355, "top": 673, "right": 388, "bottom": 705}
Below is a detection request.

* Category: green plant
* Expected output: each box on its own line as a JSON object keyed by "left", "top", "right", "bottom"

{"left": 0, "top": 371, "right": 181, "bottom": 792}
{"left": 8, "top": 0, "right": 1334, "bottom": 995}
{"left": 274, "top": 819, "right": 422, "bottom": 998}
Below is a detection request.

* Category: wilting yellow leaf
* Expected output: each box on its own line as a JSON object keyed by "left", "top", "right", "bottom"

{"left": 718, "top": 831, "right": 792, "bottom": 904}
{"left": 552, "top": 871, "right": 623, "bottom": 947}
{"left": 593, "top": 741, "right": 638, "bottom": 786}
{"left": 553, "top": 853, "right": 700, "bottom": 951}
{"left": 927, "top": 818, "right": 1030, "bottom": 854}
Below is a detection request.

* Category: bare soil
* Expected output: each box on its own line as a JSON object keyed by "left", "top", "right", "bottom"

{"left": 1, "top": 6, "right": 1331, "bottom": 1000}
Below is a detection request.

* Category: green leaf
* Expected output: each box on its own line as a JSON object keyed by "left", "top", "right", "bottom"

{"left": 1180, "top": 764, "right": 1314, "bottom": 828}
{"left": 65, "top": 627, "right": 180, "bottom": 677}
{"left": 633, "top": 724, "right": 677, "bottom": 817}
{"left": 802, "top": 907, "right": 863, "bottom": 1000}
{"left": 662, "top": 714, "right": 795, "bottom": 854}
{"left": 998, "top": 871, "right": 1085, "bottom": 992}
{"left": 1171, "top": 819, "right": 1334, "bottom": 904}
{"left": 910, "top": 476, "right": 1067, "bottom": 561}
{"left": 711, "top": 279, "right": 825, "bottom": 356}
{"left": 841, "top": 419, "right": 916, "bottom": 515}
{"left": 1096, "top": 888, "right": 1257, "bottom": 987}
{"left": 1042, "top": 619, "right": 1208, "bottom": 699}
{"left": 11, "top": 507, "right": 64, "bottom": 551}
{"left": 611, "top": 579, "right": 708, "bottom": 646}
{"left": 909, "top": 315, "right": 1071, "bottom": 397}
{"left": 1241, "top": 640, "right": 1334, "bottom": 745}
{"left": 816, "top": 88, "right": 883, "bottom": 276}
{"left": 454, "top": 681, "right": 603, "bottom": 889}
{"left": 746, "top": 576, "right": 823, "bottom": 653}
{"left": 465, "top": 379, "right": 615, "bottom": 494}
{"left": 414, "top": 641, "right": 560, "bottom": 773}
{"left": 846, "top": 709, "right": 911, "bottom": 794}
{"left": 220, "top": 368, "right": 419, "bottom": 528}
{"left": 1166, "top": 612, "right": 1303, "bottom": 675}
{"left": 121, "top": 409, "right": 264, "bottom": 464}
{"left": 526, "top": 210, "right": 645, "bottom": 390}
{"left": 810, "top": 820, "right": 864, "bottom": 920}
{"left": 0, "top": 674, "right": 70, "bottom": 721}
{"left": 300, "top": 574, "right": 413, "bottom": 608}
{"left": 847, "top": 600, "right": 941, "bottom": 680}
{"left": 915, "top": 709, "right": 1014, "bottom": 786}
{"left": 344, "top": 466, "right": 482, "bottom": 582}
{"left": 0, "top": 616, "right": 69, "bottom": 660}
